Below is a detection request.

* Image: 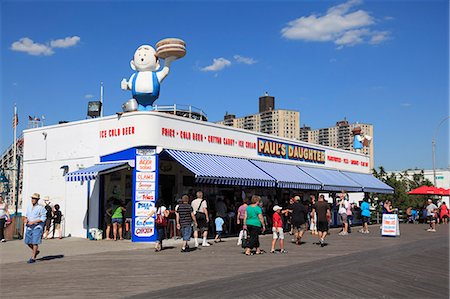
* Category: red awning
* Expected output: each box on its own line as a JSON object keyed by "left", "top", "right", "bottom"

{"left": 408, "top": 186, "right": 450, "bottom": 196}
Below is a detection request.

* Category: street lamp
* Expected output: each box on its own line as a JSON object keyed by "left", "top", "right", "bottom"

{"left": 432, "top": 116, "right": 450, "bottom": 186}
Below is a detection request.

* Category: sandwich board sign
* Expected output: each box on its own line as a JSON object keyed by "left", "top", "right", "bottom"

{"left": 381, "top": 214, "right": 400, "bottom": 237}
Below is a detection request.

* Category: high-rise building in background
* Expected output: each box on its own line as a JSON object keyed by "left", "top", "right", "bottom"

{"left": 216, "top": 93, "right": 300, "bottom": 140}
{"left": 300, "top": 119, "right": 374, "bottom": 169}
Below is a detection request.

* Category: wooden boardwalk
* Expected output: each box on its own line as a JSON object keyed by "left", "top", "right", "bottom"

{"left": 1, "top": 224, "right": 448, "bottom": 298}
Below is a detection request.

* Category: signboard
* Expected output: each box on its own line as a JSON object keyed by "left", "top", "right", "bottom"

{"left": 381, "top": 214, "right": 400, "bottom": 237}
{"left": 132, "top": 147, "right": 158, "bottom": 242}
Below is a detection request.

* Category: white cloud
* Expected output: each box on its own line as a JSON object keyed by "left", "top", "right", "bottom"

{"left": 85, "top": 94, "right": 95, "bottom": 99}
{"left": 281, "top": 0, "right": 390, "bottom": 48}
{"left": 201, "top": 58, "right": 231, "bottom": 72}
{"left": 11, "top": 36, "right": 80, "bottom": 56}
{"left": 401, "top": 103, "right": 411, "bottom": 107}
{"left": 50, "top": 36, "right": 80, "bottom": 48}
{"left": 234, "top": 55, "right": 257, "bottom": 65}
{"left": 369, "top": 31, "right": 390, "bottom": 44}
{"left": 11, "top": 38, "right": 54, "bottom": 56}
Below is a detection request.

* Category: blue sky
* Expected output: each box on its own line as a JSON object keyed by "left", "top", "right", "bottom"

{"left": 1, "top": 0, "right": 449, "bottom": 171}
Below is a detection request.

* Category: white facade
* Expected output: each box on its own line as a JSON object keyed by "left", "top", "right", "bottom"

{"left": 22, "top": 112, "right": 371, "bottom": 238}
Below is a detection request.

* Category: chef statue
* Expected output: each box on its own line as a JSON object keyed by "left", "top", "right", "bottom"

{"left": 121, "top": 38, "right": 186, "bottom": 112}
{"left": 352, "top": 127, "right": 372, "bottom": 153}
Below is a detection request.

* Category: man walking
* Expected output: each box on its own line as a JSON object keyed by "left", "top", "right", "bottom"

{"left": 191, "top": 191, "right": 210, "bottom": 247}
{"left": 312, "top": 195, "right": 331, "bottom": 247}
{"left": 426, "top": 199, "right": 438, "bottom": 232}
{"left": 24, "top": 193, "right": 47, "bottom": 263}
{"left": 287, "top": 195, "right": 308, "bottom": 245}
{"left": 176, "top": 195, "right": 197, "bottom": 252}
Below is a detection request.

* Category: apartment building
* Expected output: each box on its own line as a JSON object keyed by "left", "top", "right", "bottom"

{"left": 217, "top": 93, "right": 300, "bottom": 140}
{"left": 300, "top": 119, "right": 374, "bottom": 168}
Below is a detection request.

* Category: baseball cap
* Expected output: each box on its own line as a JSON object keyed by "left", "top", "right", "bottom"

{"left": 273, "top": 205, "right": 282, "bottom": 212}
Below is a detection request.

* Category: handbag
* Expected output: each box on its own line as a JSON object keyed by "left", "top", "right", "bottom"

{"left": 241, "top": 229, "right": 249, "bottom": 249}
{"left": 195, "top": 199, "right": 207, "bottom": 222}
{"left": 155, "top": 208, "right": 167, "bottom": 226}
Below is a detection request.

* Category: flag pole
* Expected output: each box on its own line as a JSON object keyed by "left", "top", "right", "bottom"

{"left": 12, "top": 105, "right": 17, "bottom": 211}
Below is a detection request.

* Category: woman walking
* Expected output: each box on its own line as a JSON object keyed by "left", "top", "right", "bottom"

{"left": 144, "top": 199, "right": 169, "bottom": 251}
{"left": 243, "top": 195, "right": 266, "bottom": 255}
{"left": 236, "top": 198, "right": 248, "bottom": 246}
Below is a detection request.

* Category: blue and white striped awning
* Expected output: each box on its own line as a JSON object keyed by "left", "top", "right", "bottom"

{"left": 250, "top": 160, "right": 322, "bottom": 190}
{"left": 340, "top": 171, "right": 394, "bottom": 194}
{"left": 164, "top": 149, "right": 276, "bottom": 187}
{"left": 66, "top": 162, "right": 129, "bottom": 182}
{"left": 298, "top": 166, "right": 363, "bottom": 192}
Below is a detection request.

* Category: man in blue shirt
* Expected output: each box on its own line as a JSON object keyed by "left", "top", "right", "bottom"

{"left": 24, "top": 193, "right": 47, "bottom": 264}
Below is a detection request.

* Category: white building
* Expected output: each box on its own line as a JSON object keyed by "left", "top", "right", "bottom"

{"left": 22, "top": 111, "right": 392, "bottom": 241}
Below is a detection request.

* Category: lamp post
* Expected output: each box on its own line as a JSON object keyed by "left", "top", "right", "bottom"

{"left": 432, "top": 116, "right": 450, "bottom": 186}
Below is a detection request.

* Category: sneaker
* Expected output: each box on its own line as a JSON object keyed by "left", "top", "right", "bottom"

{"left": 194, "top": 242, "right": 199, "bottom": 248}
{"left": 270, "top": 249, "right": 275, "bottom": 254}
{"left": 202, "top": 242, "right": 211, "bottom": 247}
{"left": 280, "top": 249, "right": 288, "bottom": 254}
{"left": 181, "top": 247, "right": 186, "bottom": 252}
{"left": 27, "top": 258, "right": 36, "bottom": 264}
{"left": 358, "top": 229, "right": 364, "bottom": 233}
{"left": 364, "top": 230, "right": 370, "bottom": 234}
{"left": 426, "top": 228, "right": 432, "bottom": 232}
{"left": 1, "top": 239, "right": 6, "bottom": 242}
{"left": 320, "top": 242, "right": 325, "bottom": 247}
{"left": 430, "top": 229, "right": 436, "bottom": 232}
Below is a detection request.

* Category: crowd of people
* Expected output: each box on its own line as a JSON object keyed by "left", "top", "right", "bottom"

{"left": 14, "top": 189, "right": 449, "bottom": 263}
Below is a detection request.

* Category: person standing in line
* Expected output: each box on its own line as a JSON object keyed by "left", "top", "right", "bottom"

{"left": 104, "top": 197, "right": 113, "bottom": 240}
{"left": 439, "top": 202, "right": 449, "bottom": 224}
{"left": 270, "top": 205, "right": 287, "bottom": 254}
{"left": 24, "top": 193, "right": 47, "bottom": 263}
{"left": 43, "top": 197, "right": 53, "bottom": 240}
{"left": 176, "top": 195, "right": 197, "bottom": 252}
{"left": 338, "top": 192, "right": 349, "bottom": 236}
{"left": 309, "top": 195, "right": 318, "bottom": 235}
{"left": 359, "top": 198, "right": 371, "bottom": 234}
{"left": 191, "top": 191, "right": 210, "bottom": 247}
{"left": 287, "top": 195, "right": 308, "bottom": 245}
{"left": 236, "top": 198, "right": 248, "bottom": 246}
{"left": 0, "top": 195, "right": 11, "bottom": 242}
{"left": 426, "top": 199, "right": 438, "bottom": 232}
{"left": 312, "top": 194, "right": 331, "bottom": 247}
{"left": 52, "top": 204, "right": 63, "bottom": 239}
{"left": 243, "top": 195, "right": 266, "bottom": 255}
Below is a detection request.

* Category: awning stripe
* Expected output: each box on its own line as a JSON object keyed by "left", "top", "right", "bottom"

{"left": 340, "top": 171, "right": 394, "bottom": 194}
{"left": 297, "top": 166, "right": 363, "bottom": 192}
{"left": 66, "top": 162, "right": 129, "bottom": 182}
{"left": 165, "top": 149, "right": 276, "bottom": 187}
{"left": 250, "top": 160, "right": 322, "bottom": 190}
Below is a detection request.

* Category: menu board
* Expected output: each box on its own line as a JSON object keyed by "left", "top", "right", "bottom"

{"left": 132, "top": 148, "right": 158, "bottom": 242}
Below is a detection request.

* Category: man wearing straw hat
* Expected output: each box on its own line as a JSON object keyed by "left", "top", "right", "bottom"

{"left": 24, "top": 193, "right": 47, "bottom": 264}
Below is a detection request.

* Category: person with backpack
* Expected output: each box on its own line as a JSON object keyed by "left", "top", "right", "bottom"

{"left": 144, "top": 199, "right": 169, "bottom": 252}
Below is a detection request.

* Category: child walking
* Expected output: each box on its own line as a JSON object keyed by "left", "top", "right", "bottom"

{"left": 271, "top": 205, "right": 287, "bottom": 253}
{"left": 214, "top": 216, "right": 224, "bottom": 243}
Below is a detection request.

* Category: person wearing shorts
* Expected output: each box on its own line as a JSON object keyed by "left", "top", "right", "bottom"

{"left": 270, "top": 205, "right": 287, "bottom": 253}
{"left": 360, "top": 197, "right": 371, "bottom": 234}
{"left": 176, "top": 195, "right": 197, "bottom": 252}
{"left": 191, "top": 191, "right": 210, "bottom": 247}
{"left": 338, "top": 192, "right": 349, "bottom": 236}
{"left": 313, "top": 195, "right": 331, "bottom": 247}
{"left": 24, "top": 193, "right": 47, "bottom": 264}
{"left": 426, "top": 199, "right": 438, "bottom": 232}
{"left": 287, "top": 196, "right": 308, "bottom": 245}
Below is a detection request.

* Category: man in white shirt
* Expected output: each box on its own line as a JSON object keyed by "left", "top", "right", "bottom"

{"left": 191, "top": 191, "right": 210, "bottom": 247}
{"left": 426, "top": 199, "right": 438, "bottom": 232}
{"left": 24, "top": 193, "right": 47, "bottom": 264}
